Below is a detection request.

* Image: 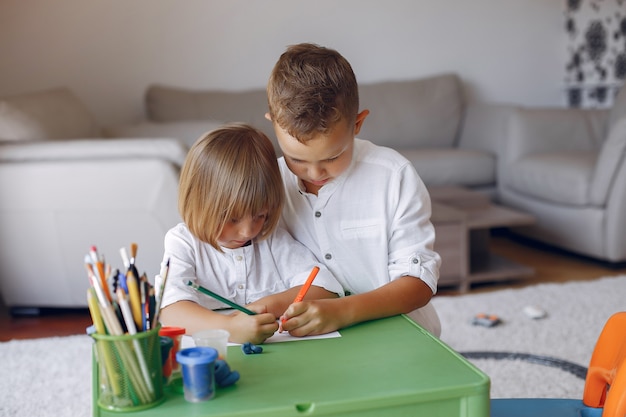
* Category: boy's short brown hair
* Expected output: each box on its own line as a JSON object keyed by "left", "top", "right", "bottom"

{"left": 267, "top": 43, "right": 359, "bottom": 142}
{"left": 178, "top": 123, "right": 284, "bottom": 250}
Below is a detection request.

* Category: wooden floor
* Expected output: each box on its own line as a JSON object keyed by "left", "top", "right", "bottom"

{"left": 1, "top": 231, "right": 625, "bottom": 342}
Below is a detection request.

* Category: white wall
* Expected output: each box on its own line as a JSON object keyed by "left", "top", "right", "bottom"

{"left": 0, "top": 0, "right": 566, "bottom": 126}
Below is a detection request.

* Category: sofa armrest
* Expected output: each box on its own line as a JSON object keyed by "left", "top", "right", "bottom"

{"left": 0, "top": 137, "right": 188, "bottom": 167}
{"left": 605, "top": 152, "right": 626, "bottom": 261}
{"left": 589, "top": 118, "right": 626, "bottom": 206}
{"left": 503, "top": 107, "right": 609, "bottom": 163}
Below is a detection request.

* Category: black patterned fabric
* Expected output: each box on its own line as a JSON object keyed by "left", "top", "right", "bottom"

{"left": 565, "top": 0, "right": 626, "bottom": 107}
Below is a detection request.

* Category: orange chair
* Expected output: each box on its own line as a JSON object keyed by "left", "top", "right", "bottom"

{"left": 491, "top": 311, "right": 626, "bottom": 417}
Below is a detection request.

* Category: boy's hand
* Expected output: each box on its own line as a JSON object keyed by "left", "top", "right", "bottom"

{"left": 279, "top": 299, "right": 344, "bottom": 337}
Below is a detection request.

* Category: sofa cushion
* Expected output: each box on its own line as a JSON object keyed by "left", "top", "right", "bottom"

{"left": 506, "top": 151, "right": 597, "bottom": 206}
{"left": 357, "top": 74, "right": 463, "bottom": 149}
{"left": 0, "top": 87, "right": 99, "bottom": 141}
{"left": 398, "top": 148, "right": 495, "bottom": 187}
{"left": 145, "top": 85, "right": 274, "bottom": 139}
{"left": 589, "top": 117, "right": 626, "bottom": 206}
{"left": 103, "top": 119, "right": 226, "bottom": 149}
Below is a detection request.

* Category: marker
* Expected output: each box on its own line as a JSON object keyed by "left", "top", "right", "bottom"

{"left": 186, "top": 281, "right": 256, "bottom": 315}
{"left": 292, "top": 266, "right": 321, "bottom": 303}
{"left": 281, "top": 266, "right": 321, "bottom": 324}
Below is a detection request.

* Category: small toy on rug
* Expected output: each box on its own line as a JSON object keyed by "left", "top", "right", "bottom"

{"left": 523, "top": 305, "right": 547, "bottom": 319}
{"left": 471, "top": 313, "right": 502, "bottom": 327}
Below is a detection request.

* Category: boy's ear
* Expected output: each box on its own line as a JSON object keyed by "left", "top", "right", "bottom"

{"left": 353, "top": 110, "right": 370, "bottom": 135}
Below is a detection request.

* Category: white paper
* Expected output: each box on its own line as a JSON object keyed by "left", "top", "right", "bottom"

{"left": 181, "top": 329, "right": 341, "bottom": 350}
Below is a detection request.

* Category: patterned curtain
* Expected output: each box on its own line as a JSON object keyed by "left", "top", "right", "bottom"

{"left": 565, "top": 0, "right": 626, "bottom": 107}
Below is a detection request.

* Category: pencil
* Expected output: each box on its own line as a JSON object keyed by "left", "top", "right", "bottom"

{"left": 152, "top": 258, "right": 170, "bottom": 327}
{"left": 88, "top": 288, "right": 122, "bottom": 397}
{"left": 126, "top": 270, "right": 143, "bottom": 329}
{"left": 116, "top": 288, "right": 155, "bottom": 397}
{"left": 293, "top": 266, "right": 320, "bottom": 303}
{"left": 186, "top": 280, "right": 256, "bottom": 315}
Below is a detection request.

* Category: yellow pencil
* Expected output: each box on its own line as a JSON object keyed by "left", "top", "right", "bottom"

{"left": 87, "top": 288, "right": 122, "bottom": 396}
{"left": 126, "top": 270, "right": 143, "bottom": 329}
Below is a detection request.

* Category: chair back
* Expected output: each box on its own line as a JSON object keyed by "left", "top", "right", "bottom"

{"left": 582, "top": 312, "right": 626, "bottom": 411}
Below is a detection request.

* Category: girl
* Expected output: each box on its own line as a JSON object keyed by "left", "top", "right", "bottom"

{"left": 157, "top": 123, "right": 343, "bottom": 344}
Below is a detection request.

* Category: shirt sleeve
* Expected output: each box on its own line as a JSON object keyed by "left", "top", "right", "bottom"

{"left": 387, "top": 163, "right": 441, "bottom": 294}
{"left": 156, "top": 224, "right": 204, "bottom": 310}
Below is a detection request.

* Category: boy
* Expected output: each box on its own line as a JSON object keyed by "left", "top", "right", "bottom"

{"left": 267, "top": 43, "right": 441, "bottom": 336}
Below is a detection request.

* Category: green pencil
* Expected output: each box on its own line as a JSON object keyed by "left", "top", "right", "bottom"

{"left": 186, "top": 281, "right": 256, "bottom": 315}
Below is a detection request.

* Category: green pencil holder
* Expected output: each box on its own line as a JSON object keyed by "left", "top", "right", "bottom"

{"left": 92, "top": 325, "right": 165, "bottom": 412}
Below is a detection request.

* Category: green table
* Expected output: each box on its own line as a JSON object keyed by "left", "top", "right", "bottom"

{"left": 93, "top": 315, "right": 490, "bottom": 416}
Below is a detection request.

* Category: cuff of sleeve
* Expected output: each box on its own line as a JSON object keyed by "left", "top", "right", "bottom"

{"left": 407, "top": 254, "right": 439, "bottom": 295}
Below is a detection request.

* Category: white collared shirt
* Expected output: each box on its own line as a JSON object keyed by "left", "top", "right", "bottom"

{"left": 278, "top": 138, "right": 441, "bottom": 295}
{"left": 158, "top": 223, "right": 344, "bottom": 311}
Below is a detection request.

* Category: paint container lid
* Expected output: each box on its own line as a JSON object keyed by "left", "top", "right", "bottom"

{"left": 176, "top": 347, "right": 218, "bottom": 366}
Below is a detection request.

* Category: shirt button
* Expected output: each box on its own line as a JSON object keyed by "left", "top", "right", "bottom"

{"left": 412, "top": 258, "right": 419, "bottom": 264}
{"left": 238, "top": 284, "right": 245, "bottom": 289}
{"left": 236, "top": 255, "right": 243, "bottom": 261}
{"left": 315, "top": 211, "right": 321, "bottom": 218}
{"left": 325, "top": 253, "right": 332, "bottom": 260}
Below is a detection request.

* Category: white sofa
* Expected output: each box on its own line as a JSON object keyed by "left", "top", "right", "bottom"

{"left": 0, "top": 88, "right": 197, "bottom": 312}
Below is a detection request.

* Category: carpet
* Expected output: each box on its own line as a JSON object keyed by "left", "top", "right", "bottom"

{"left": 1, "top": 275, "right": 624, "bottom": 416}
{"left": 432, "top": 274, "right": 625, "bottom": 399}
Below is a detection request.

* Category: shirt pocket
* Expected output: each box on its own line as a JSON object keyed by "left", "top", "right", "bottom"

{"left": 340, "top": 218, "right": 384, "bottom": 240}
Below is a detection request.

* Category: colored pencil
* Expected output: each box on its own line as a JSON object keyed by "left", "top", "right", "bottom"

{"left": 186, "top": 280, "right": 256, "bottom": 315}
{"left": 152, "top": 258, "right": 170, "bottom": 327}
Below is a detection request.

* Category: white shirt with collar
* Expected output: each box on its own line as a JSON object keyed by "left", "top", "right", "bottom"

{"left": 158, "top": 223, "right": 344, "bottom": 311}
{"left": 278, "top": 138, "right": 441, "bottom": 335}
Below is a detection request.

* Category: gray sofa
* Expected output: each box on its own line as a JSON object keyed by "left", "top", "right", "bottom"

{"left": 143, "top": 73, "right": 507, "bottom": 196}
{"left": 498, "top": 86, "right": 626, "bottom": 263}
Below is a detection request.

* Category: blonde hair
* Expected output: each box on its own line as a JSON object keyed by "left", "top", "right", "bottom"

{"left": 178, "top": 123, "right": 284, "bottom": 250}
{"left": 267, "top": 43, "right": 359, "bottom": 142}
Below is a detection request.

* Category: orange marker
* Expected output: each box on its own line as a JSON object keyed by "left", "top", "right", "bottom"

{"left": 293, "top": 266, "right": 320, "bottom": 303}
{"left": 281, "top": 266, "right": 321, "bottom": 326}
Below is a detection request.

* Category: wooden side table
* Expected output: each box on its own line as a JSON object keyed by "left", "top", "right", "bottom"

{"left": 429, "top": 186, "right": 535, "bottom": 292}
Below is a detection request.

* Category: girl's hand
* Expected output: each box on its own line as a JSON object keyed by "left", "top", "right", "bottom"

{"left": 227, "top": 309, "right": 278, "bottom": 345}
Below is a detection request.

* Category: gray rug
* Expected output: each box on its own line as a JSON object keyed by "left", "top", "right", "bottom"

{"left": 432, "top": 275, "right": 625, "bottom": 399}
{"left": 1, "top": 275, "right": 624, "bottom": 416}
